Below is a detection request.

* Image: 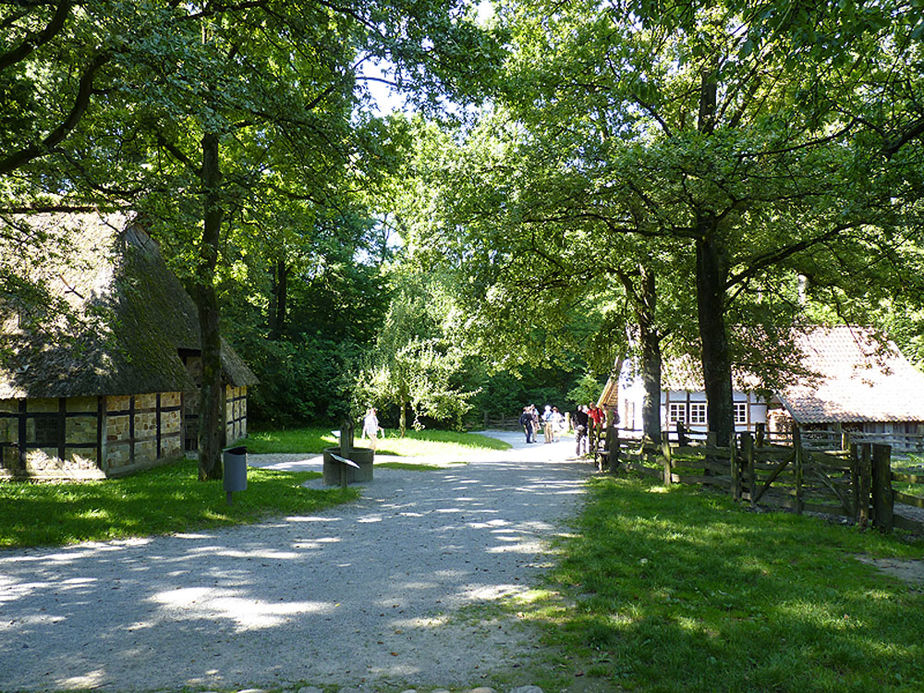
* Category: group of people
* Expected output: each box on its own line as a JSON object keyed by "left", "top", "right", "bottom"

{"left": 518, "top": 402, "right": 606, "bottom": 453}
{"left": 571, "top": 403, "right": 605, "bottom": 456}
{"left": 518, "top": 404, "right": 565, "bottom": 444}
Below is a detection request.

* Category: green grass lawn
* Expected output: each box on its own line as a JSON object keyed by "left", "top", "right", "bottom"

{"left": 0, "top": 458, "right": 357, "bottom": 548}
{"left": 893, "top": 456, "right": 924, "bottom": 499}
{"left": 509, "top": 476, "right": 924, "bottom": 692}
{"left": 246, "top": 426, "right": 510, "bottom": 457}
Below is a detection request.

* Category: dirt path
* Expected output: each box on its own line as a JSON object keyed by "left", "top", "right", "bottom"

{"left": 0, "top": 434, "right": 589, "bottom": 692}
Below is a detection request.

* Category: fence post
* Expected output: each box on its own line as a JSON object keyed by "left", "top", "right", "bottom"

{"left": 871, "top": 444, "right": 894, "bottom": 532}
{"left": 661, "top": 438, "right": 672, "bottom": 485}
{"left": 858, "top": 444, "right": 872, "bottom": 529}
{"left": 730, "top": 432, "right": 740, "bottom": 501}
{"left": 676, "top": 421, "right": 688, "bottom": 446}
{"left": 849, "top": 443, "right": 860, "bottom": 520}
{"left": 755, "top": 422, "right": 765, "bottom": 448}
{"left": 745, "top": 432, "right": 756, "bottom": 507}
{"left": 793, "top": 425, "right": 804, "bottom": 514}
{"left": 607, "top": 424, "right": 620, "bottom": 473}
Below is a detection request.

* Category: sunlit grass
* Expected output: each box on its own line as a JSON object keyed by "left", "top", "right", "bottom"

{"left": 246, "top": 426, "right": 509, "bottom": 457}
{"left": 375, "top": 461, "right": 453, "bottom": 471}
{"left": 505, "top": 476, "right": 924, "bottom": 692}
{"left": 0, "top": 458, "right": 357, "bottom": 548}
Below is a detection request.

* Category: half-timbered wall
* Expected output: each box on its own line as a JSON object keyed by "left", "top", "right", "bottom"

{"left": 0, "top": 392, "right": 183, "bottom": 479}
{"left": 225, "top": 385, "right": 247, "bottom": 443}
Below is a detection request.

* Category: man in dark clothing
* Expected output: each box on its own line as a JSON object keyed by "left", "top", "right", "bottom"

{"left": 573, "top": 405, "right": 589, "bottom": 456}
{"left": 519, "top": 406, "right": 534, "bottom": 443}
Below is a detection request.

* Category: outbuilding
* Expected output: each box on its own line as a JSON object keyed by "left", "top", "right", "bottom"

{"left": 0, "top": 211, "right": 256, "bottom": 479}
{"left": 599, "top": 325, "right": 924, "bottom": 449}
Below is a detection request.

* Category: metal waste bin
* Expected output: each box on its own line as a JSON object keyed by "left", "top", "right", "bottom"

{"left": 223, "top": 446, "right": 247, "bottom": 497}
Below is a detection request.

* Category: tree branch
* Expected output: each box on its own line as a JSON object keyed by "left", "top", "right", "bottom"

{"left": 0, "top": 0, "right": 73, "bottom": 72}
{"left": 0, "top": 50, "right": 111, "bottom": 177}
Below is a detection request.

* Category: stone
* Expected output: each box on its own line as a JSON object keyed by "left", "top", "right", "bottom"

{"left": 510, "top": 687, "right": 545, "bottom": 693}
{"left": 466, "top": 688, "right": 497, "bottom": 693}
{"left": 296, "top": 688, "right": 324, "bottom": 693}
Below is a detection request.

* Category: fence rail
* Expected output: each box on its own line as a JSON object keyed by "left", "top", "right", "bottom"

{"left": 595, "top": 424, "right": 924, "bottom": 534}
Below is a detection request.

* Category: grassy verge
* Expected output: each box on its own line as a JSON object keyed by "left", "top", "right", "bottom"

{"left": 508, "top": 476, "right": 924, "bottom": 692}
{"left": 892, "top": 456, "right": 924, "bottom": 499}
{"left": 246, "top": 426, "right": 510, "bottom": 457}
{"left": 375, "top": 461, "right": 450, "bottom": 471}
{"left": 0, "top": 458, "right": 357, "bottom": 548}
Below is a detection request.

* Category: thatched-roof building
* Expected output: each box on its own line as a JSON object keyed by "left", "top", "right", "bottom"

{"left": 0, "top": 211, "right": 257, "bottom": 479}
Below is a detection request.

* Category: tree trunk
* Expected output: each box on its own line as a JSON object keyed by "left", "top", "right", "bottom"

{"left": 399, "top": 401, "right": 407, "bottom": 437}
{"left": 637, "top": 267, "right": 662, "bottom": 444}
{"left": 695, "top": 231, "right": 733, "bottom": 444}
{"left": 196, "top": 130, "right": 225, "bottom": 481}
{"left": 268, "top": 257, "right": 288, "bottom": 340}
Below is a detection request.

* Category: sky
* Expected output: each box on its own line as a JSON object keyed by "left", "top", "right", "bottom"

{"left": 361, "top": 1, "right": 496, "bottom": 115}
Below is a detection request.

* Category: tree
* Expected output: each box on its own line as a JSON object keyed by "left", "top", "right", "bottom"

{"left": 355, "top": 270, "right": 476, "bottom": 435}
{"left": 3, "top": 1, "right": 501, "bottom": 478}
{"left": 486, "top": 0, "right": 923, "bottom": 442}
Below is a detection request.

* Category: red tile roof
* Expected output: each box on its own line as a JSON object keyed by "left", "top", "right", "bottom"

{"left": 778, "top": 326, "right": 924, "bottom": 423}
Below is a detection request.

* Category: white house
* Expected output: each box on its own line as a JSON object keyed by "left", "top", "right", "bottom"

{"left": 599, "top": 326, "right": 924, "bottom": 446}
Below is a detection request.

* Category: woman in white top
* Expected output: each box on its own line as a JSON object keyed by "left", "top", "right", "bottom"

{"left": 362, "top": 408, "right": 380, "bottom": 450}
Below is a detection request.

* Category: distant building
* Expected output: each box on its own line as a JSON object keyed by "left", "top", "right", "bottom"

{"left": 599, "top": 326, "right": 924, "bottom": 448}
{"left": 0, "top": 211, "right": 257, "bottom": 479}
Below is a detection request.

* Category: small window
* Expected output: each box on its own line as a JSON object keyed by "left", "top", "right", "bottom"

{"left": 668, "top": 403, "right": 686, "bottom": 424}
{"left": 33, "top": 416, "right": 62, "bottom": 447}
{"left": 689, "top": 403, "right": 707, "bottom": 425}
{"left": 734, "top": 402, "right": 748, "bottom": 424}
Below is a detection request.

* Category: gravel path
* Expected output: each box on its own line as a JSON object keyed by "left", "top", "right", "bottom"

{"left": 0, "top": 433, "right": 589, "bottom": 692}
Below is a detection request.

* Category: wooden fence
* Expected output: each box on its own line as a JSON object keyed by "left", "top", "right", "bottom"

{"left": 598, "top": 425, "right": 924, "bottom": 534}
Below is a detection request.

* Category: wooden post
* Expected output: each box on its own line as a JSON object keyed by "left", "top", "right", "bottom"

{"left": 607, "top": 423, "right": 620, "bottom": 473}
{"left": 858, "top": 444, "right": 872, "bottom": 529}
{"left": 745, "top": 432, "right": 756, "bottom": 507}
{"left": 871, "top": 444, "right": 894, "bottom": 532}
{"left": 841, "top": 429, "right": 850, "bottom": 453}
{"left": 661, "top": 438, "right": 672, "bottom": 485}
{"left": 849, "top": 443, "right": 860, "bottom": 520}
{"left": 676, "top": 421, "right": 688, "bottom": 446}
{"left": 793, "top": 424, "right": 804, "bottom": 514}
{"left": 730, "top": 432, "right": 740, "bottom": 501}
{"left": 755, "top": 422, "right": 765, "bottom": 448}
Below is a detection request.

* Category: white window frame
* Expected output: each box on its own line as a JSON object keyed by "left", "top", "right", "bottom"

{"left": 668, "top": 403, "right": 687, "bottom": 424}
{"left": 734, "top": 402, "right": 747, "bottom": 424}
{"left": 689, "top": 402, "right": 707, "bottom": 425}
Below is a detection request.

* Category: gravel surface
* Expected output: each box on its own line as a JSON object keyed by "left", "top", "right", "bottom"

{"left": 0, "top": 432, "right": 590, "bottom": 692}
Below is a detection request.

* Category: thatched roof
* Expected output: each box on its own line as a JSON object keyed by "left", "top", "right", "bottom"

{"left": 0, "top": 211, "right": 256, "bottom": 399}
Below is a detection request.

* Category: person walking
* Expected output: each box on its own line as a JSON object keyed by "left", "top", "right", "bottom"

{"left": 530, "top": 404, "right": 541, "bottom": 443}
{"left": 573, "top": 404, "right": 589, "bottom": 456}
{"left": 542, "top": 404, "right": 553, "bottom": 443}
{"left": 519, "top": 406, "right": 534, "bottom": 444}
{"left": 549, "top": 406, "right": 565, "bottom": 442}
{"left": 588, "top": 402, "right": 603, "bottom": 452}
{"left": 362, "top": 407, "right": 381, "bottom": 450}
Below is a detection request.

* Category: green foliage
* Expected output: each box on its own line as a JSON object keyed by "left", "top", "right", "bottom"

{"left": 0, "top": 459, "right": 356, "bottom": 548}
{"left": 566, "top": 373, "right": 608, "bottom": 408}
{"left": 511, "top": 476, "right": 924, "bottom": 691}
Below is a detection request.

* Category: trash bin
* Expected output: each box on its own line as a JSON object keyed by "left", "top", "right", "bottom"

{"left": 223, "top": 446, "right": 247, "bottom": 494}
